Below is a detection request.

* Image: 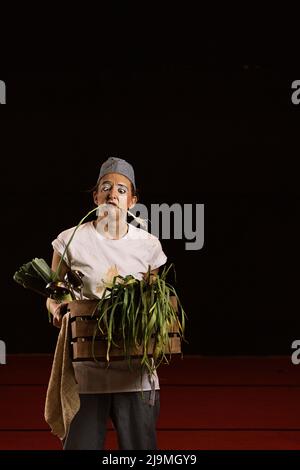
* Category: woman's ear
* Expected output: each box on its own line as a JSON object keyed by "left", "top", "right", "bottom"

{"left": 129, "top": 196, "right": 137, "bottom": 209}
{"left": 93, "top": 190, "right": 98, "bottom": 206}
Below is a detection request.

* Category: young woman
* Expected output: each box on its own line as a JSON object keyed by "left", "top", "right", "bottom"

{"left": 46, "top": 157, "right": 167, "bottom": 450}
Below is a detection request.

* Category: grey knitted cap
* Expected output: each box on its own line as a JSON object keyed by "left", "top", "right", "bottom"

{"left": 97, "top": 157, "right": 136, "bottom": 190}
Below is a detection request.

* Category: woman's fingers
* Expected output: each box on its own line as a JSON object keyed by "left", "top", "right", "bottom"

{"left": 53, "top": 315, "right": 62, "bottom": 328}
{"left": 53, "top": 304, "right": 63, "bottom": 328}
{"left": 52, "top": 300, "right": 69, "bottom": 328}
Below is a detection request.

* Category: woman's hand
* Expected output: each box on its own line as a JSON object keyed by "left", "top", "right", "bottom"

{"left": 46, "top": 298, "right": 69, "bottom": 329}
{"left": 141, "top": 268, "right": 159, "bottom": 284}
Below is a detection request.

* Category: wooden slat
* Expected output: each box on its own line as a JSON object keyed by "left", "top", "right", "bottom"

{"left": 1, "top": 355, "right": 300, "bottom": 386}
{"left": 68, "top": 296, "right": 178, "bottom": 320}
{"left": 158, "top": 355, "right": 300, "bottom": 386}
{"left": 72, "top": 336, "right": 181, "bottom": 360}
{"left": 1, "top": 430, "right": 300, "bottom": 450}
{"left": 157, "top": 386, "right": 300, "bottom": 429}
{"left": 71, "top": 318, "right": 181, "bottom": 338}
{"left": 1, "top": 385, "right": 300, "bottom": 430}
{"left": 0, "top": 386, "right": 49, "bottom": 429}
{"left": 0, "top": 431, "right": 62, "bottom": 450}
{"left": 69, "top": 296, "right": 180, "bottom": 347}
{"left": 71, "top": 318, "right": 98, "bottom": 338}
{"left": 0, "top": 355, "right": 53, "bottom": 385}
{"left": 157, "top": 430, "right": 300, "bottom": 450}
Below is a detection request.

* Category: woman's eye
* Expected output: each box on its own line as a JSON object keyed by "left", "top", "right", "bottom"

{"left": 118, "top": 188, "right": 127, "bottom": 194}
{"left": 101, "top": 185, "right": 111, "bottom": 191}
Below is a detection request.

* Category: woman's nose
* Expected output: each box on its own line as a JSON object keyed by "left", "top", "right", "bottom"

{"left": 108, "top": 185, "right": 118, "bottom": 199}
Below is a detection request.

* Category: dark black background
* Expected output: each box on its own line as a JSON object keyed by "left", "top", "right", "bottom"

{"left": 1, "top": 13, "right": 299, "bottom": 356}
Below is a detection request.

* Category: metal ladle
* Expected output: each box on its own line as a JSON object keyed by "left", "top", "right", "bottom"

{"left": 65, "top": 270, "right": 84, "bottom": 300}
{"left": 45, "top": 280, "right": 74, "bottom": 299}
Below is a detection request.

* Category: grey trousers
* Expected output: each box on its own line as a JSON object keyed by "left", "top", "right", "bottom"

{"left": 63, "top": 390, "right": 160, "bottom": 450}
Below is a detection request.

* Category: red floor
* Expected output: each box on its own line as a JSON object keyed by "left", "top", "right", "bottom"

{"left": 0, "top": 355, "right": 300, "bottom": 449}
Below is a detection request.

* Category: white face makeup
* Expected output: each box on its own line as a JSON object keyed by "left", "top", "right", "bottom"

{"left": 99, "top": 180, "right": 129, "bottom": 209}
{"left": 93, "top": 173, "right": 137, "bottom": 239}
{"left": 99, "top": 181, "right": 129, "bottom": 194}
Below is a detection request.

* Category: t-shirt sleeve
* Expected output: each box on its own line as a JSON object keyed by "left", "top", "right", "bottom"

{"left": 148, "top": 238, "right": 167, "bottom": 270}
{"left": 52, "top": 233, "right": 71, "bottom": 268}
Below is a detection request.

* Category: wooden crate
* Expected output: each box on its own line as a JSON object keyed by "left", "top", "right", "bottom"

{"left": 67, "top": 297, "right": 182, "bottom": 361}
{"left": 72, "top": 336, "right": 181, "bottom": 361}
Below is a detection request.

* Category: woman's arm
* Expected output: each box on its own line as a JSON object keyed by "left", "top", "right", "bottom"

{"left": 142, "top": 267, "right": 159, "bottom": 282}
{"left": 46, "top": 250, "right": 70, "bottom": 328}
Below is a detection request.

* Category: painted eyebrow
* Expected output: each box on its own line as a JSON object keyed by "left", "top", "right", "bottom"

{"left": 101, "top": 181, "right": 128, "bottom": 189}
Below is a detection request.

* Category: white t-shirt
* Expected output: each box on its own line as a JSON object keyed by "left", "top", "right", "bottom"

{"left": 52, "top": 221, "right": 167, "bottom": 393}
